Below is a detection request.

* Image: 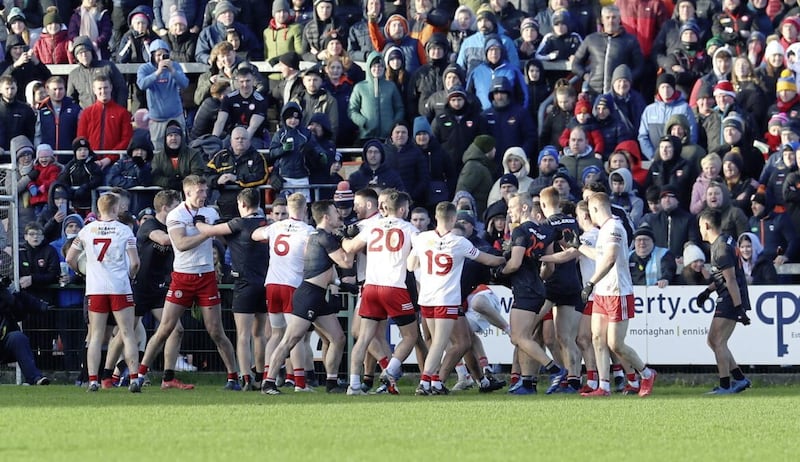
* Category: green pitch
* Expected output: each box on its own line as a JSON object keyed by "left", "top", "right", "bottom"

{"left": 1, "top": 378, "right": 797, "bottom": 462}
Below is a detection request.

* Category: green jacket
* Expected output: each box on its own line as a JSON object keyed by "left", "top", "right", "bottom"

{"left": 456, "top": 142, "right": 494, "bottom": 217}
{"left": 348, "top": 51, "right": 404, "bottom": 141}
{"left": 263, "top": 22, "right": 303, "bottom": 80}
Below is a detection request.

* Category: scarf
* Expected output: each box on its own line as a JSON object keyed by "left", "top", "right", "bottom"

{"left": 79, "top": 7, "right": 100, "bottom": 43}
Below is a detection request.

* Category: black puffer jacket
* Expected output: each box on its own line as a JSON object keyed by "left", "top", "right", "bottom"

{"left": 572, "top": 28, "right": 644, "bottom": 94}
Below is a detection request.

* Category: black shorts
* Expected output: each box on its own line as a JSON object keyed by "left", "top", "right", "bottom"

{"left": 511, "top": 295, "right": 546, "bottom": 314}
{"left": 232, "top": 279, "right": 268, "bottom": 314}
{"left": 292, "top": 281, "right": 337, "bottom": 322}
{"left": 714, "top": 301, "right": 750, "bottom": 321}
{"left": 546, "top": 288, "right": 584, "bottom": 311}
{"left": 134, "top": 290, "right": 168, "bottom": 317}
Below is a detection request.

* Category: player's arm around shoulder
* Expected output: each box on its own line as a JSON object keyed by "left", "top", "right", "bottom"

{"left": 539, "top": 242, "right": 555, "bottom": 280}
{"left": 196, "top": 219, "right": 234, "bottom": 237}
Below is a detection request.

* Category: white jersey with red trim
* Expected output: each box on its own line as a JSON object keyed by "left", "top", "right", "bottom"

{"left": 411, "top": 230, "right": 479, "bottom": 306}
{"left": 579, "top": 227, "right": 599, "bottom": 298}
{"left": 355, "top": 212, "right": 382, "bottom": 282}
{"left": 257, "top": 218, "right": 314, "bottom": 287}
{"left": 73, "top": 220, "right": 136, "bottom": 295}
{"left": 166, "top": 203, "right": 219, "bottom": 273}
{"left": 356, "top": 216, "right": 418, "bottom": 288}
{"left": 594, "top": 216, "right": 633, "bottom": 296}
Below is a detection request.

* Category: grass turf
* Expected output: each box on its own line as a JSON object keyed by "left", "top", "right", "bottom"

{"left": 1, "top": 378, "right": 798, "bottom": 462}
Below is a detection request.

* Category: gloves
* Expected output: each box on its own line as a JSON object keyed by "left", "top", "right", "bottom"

{"left": 27, "top": 184, "right": 39, "bottom": 196}
{"left": 334, "top": 151, "right": 342, "bottom": 163}
{"left": 735, "top": 305, "right": 751, "bottom": 326}
{"left": 319, "top": 152, "right": 328, "bottom": 166}
{"left": 133, "top": 156, "right": 145, "bottom": 167}
{"left": 562, "top": 228, "right": 581, "bottom": 249}
{"left": 580, "top": 281, "right": 594, "bottom": 304}
{"left": 193, "top": 214, "right": 206, "bottom": 224}
{"left": 282, "top": 141, "right": 293, "bottom": 151}
{"left": 696, "top": 288, "right": 712, "bottom": 308}
{"left": 344, "top": 224, "right": 360, "bottom": 238}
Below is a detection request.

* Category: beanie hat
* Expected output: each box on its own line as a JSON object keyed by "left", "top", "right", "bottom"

{"left": 581, "top": 165, "right": 601, "bottom": 185}
{"left": 43, "top": 7, "right": 60, "bottom": 26}
{"left": 278, "top": 51, "right": 301, "bottom": 69}
{"left": 6, "top": 7, "right": 25, "bottom": 25}
{"left": 169, "top": 11, "right": 188, "bottom": 27}
{"left": 722, "top": 151, "right": 744, "bottom": 172}
{"left": 131, "top": 12, "right": 150, "bottom": 24}
{"left": 768, "top": 113, "right": 788, "bottom": 129}
{"left": 656, "top": 73, "right": 676, "bottom": 89}
{"left": 273, "top": 0, "right": 290, "bottom": 14}
{"left": 72, "top": 137, "right": 90, "bottom": 153}
{"left": 456, "top": 211, "right": 476, "bottom": 227}
{"left": 633, "top": 223, "right": 655, "bottom": 241}
{"left": 473, "top": 135, "right": 496, "bottom": 154}
{"left": 574, "top": 99, "right": 592, "bottom": 115}
{"left": 521, "top": 17, "right": 539, "bottom": 31}
{"left": 682, "top": 243, "right": 705, "bottom": 264}
{"left": 333, "top": 181, "right": 354, "bottom": 208}
{"left": 783, "top": 140, "right": 800, "bottom": 152}
{"left": 499, "top": 173, "right": 519, "bottom": 189}
{"left": 679, "top": 20, "right": 700, "bottom": 37}
{"left": 36, "top": 144, "right": 54, "bottom": 159}
{"left": 611, "top": 64, "right": 632, "bottom": 83}
{"left": 766, "top": 40, "right": 785, "bottom": 58}
{"left": 552, "top": 8, "right": 571, "bottom": 26}
{"left": 538, "top": 145, "right": 559, "bottom": 164}
{"left": 213, "top": 0, "right": 240, "bottom": 17}
{"left": 722, "top": 113, "right": 744, "bottom": 133}
{"left": 413, "top": 116, "right": 432, "bottom": 136}
{"left": 777, "top": 69, "right": 797, "bottom": 93}
{"left": 52, "top": 186, "right": 71, "bottom": 201}
{"left": 706, "top": 36, "right": 725, "bottom": 51}
{"left": 137, "top": 207, "right": 156, "bottom": 221}
{"left": 713, "top": 80, "right": 736, "bottom": 98}
{"left": 165, "top": 124, "right": 183, "bottom": 136}
{"left": 448, "top": 85, "right": 467, "bottom": 99}
{"left": 660, "top": 184, "right": 678, "bottom": 199}
{"left": 552, "top": 170, "right": 571, "bottom": 183}
{"left": 751, "top": 191, "right": 767, "bottom": 206}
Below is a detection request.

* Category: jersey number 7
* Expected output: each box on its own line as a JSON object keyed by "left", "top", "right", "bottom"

{"left": 93, "top": 238, "right": 112, "bottom": 262}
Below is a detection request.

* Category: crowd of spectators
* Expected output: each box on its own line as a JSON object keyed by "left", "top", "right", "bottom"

{"left": 3, "top": 0, "right": 800, "bottom": 289}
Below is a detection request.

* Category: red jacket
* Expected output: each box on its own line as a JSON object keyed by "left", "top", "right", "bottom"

{"left": 32, "top": 30, "right": 70, "bottom": 64}
{"left": 617, "top": 0, "right": 669, "bottom": 58}
{"left": 77, "top": 100, "right": 133, "bottom": 156}
{"left": 29, "top": 162, "right": 62, "bottom": 206}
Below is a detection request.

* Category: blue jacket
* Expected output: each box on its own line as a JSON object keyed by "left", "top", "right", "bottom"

{"left": 37, "top": 96, "right": 82, "bottom": 151}
{"left": 136, "top": 39, "right": 189, "bottom": 121}
{"left": 269, "top": 102, "right": 326, "bottom": 179}
{"left": 638, "top": 92, "right": 698, "bottom": 160}
{"left": 456, "top": 27, "right": 519, "bottom": 74}
{"left": 195, "top": 21, "right": 260, "bottom": 64}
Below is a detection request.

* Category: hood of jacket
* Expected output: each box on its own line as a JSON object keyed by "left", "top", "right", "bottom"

{"left": 483, "top": 34, "right": 507, "bottom": 63}
{"left": 738, "top": 231, "right": 763, "bottom": 261}
{"left": 452, "top": 5, "right": 477, "bottom": 31}
{"left": 365, "top": 51, "right": 384, "bottom": 84}
{"left": 453, "top": 190, "right": 479, "bottom": 213}
{"left": 442, "top": 63, "right": 466, "bottom": 86}
{"left": 71, "top": 35, "right": 96, "bottom": 63}
{"left": 665, "top": 113, "right": 691, "bottom": 140}
{"left": 383, "top": 45, "right": 405, "bottom": 69}
{"left": 462, "top": 142, "right": 493, "bottom": 167}
{"left": 502, "top": 147, "right": 530, "bottom": 177}
{"left": 309, "top": 112, "right": 333, "bottom": 140}
{"left": 127, "top": 5, "right": 154, "bottom": 26}
{"left": 47, "top": 182, "right": 71, "bottom": 208}
{"left": 383, "top": 14, "right": 409, "bottom": 39}
{"left": 4, "top": 34, "right": 26, "bottom": 57}
{"left": 280, "top": 101, "right": 303, "bottom": 126}
{"left": 127, "top": 129, "right": 155, "bottom": 161}
{"left": 10, "top": 135, "right": 34, "bottom": 158}
{"left": 61, "top": 213, "right": 85, "bottom": 238}
{"left": 610, "top": 167, "right": 634, "bottom": 194}
{"left": 148, "top": 38, "right": 170, "bottom": 54}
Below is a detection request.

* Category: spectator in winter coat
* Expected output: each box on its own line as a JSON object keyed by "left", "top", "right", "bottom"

{"left": 107, "top": 130, "right": 155, "bottom": 213}
{"left": 136, "top": 39, "right": 189, "bottom": 152}
{"left": 291, "top": 66, "right": 339, "bottom": 141}
{"left": 516, "top": 17, "right": 542, "bottom": 62}
{"left": 482, "top": 76, "right": 536, "bottom": 170}
{"left": 642, "top": 184, "right": 701, "bottom": 259}
{"left": 206, "top": 126, "right": 270, "bottom": 218}
{"left": 67, "top": 0, "right": 113, "bottom": 61}
{"left": 56, "top": 137, "right": 103, "bottom": 214}
{"left": 638, "top": 73, "right": 698, "bottom": 160}
{"left": 32, "top": 8, "right": 70, "bottom": 64}
{"left": 269, "top": 102, "right": 329, "bottom": 199}
{"left": 609, "top": 167, "right": 645, "bottom": 227}
{"left": 457, "top": 5, "right": 520, "bottom": 74}
{"left": 747, "top": 194, "right": 798, "bottom": 265}
{"left": 702, "top": 180, "right": 749, "bottom": 239}
{"left": 539, "top": 79, "right": 575, "bottom": 149}
{"left": 191, "top": 80, "right": 230, "bottom": 141}
{"left": 663, "top": 20, "right": 710, "bottom": 99}
{"left": 712, "top": 0, "right": 757, "bottom": 55}
{"left": 303, "top": 0, "right": 348, "bottom": 63}
{"left": 0, "top": 75, "right": 36, "bottom": 150}
{"left": 162, "top": 10, "right": 199, "bottom": 63}
{"left": 456, "top": 135, "right": 496, "bottom": 217}
{"left": 152, "top": 120, "right": 207, "bottom": 191}
{"left": 28, "top": 144, "right": 62, "bottom": 216}
{"left": 629, "top": 223, "right": 677, "bottom": 287}
{"left": 654, "top": 0, "right": 708, "bottom": 71}
{"left": 421, "top": 63, "right": 481, "bottom": 121}
{"left": 643, "top": 135, "right": 698, "bottom": 209}
{"left": 406, "top": 33, "right": 450, "bottom": 120}
{"left": 19, "top": 222, "right": 61, "bottom": 292}
{"left": 666, "top": 113, "right": 707, "bottom": 172}
{"left": 195, "top": 0, "right": 261, "bottom": 64}
{"left": 7, "top": 136, "right": 37, "bottom": 232}
{"left": 263, "top": 0, "right": 303, "bottom": 65}
{"left": 737, "top": 232, "right": 778, "bottom": 284}
{"left": 348, "top": 0, "right": 385, "bottom": 62}
{"left": 525, "top": 59, "right": 550, "bottom": 123}
{"left": 154, "top": 0, "right": 204, "bottom": 37}
{"left": 722, "top": 150, "right": 758, "bottom": 215}
{"left": 369, "top": 13, "right": 424, "bottom": 74}
{"left": 382, "top": 121, "right": 429, "bottom": 206}
{"left": 559, "top": 126, "right": 602, "bottom": 188}
{"left": 617, "top": 0, "right": 669, "bottom": 60}
{"left": 414, "top": 116, "right": 456, "bottom": 207}
{"left": 347, "top": 138, "right": 405, "bottom": 192}
{"left": 306, "top": 112, "right": 342, "bottom": 199}
{"left": 449, "top": 4, "right": 477, "bottom": 58}
{"left": 535, "top": 8, "right": 581, "bottom": 69}
{"left": 690, "top": 153, "right": 723, "bottom": 214}
{"left": 487, "top": 147, "right": 534, "bottom": 206}
{"left": 571, "top": 5, "right": 644, "bottom": 95}
{"left": 76, "top": 74, "right": 133, "bottom": 167}
{"left": 348, "top": 51, "right": 404, "bottom": 143}
{"left": 593, "top": 94, "right": 634, "bottom": 160}
{"left": 431, "top": 85, "right": 488, "bottom": 173}
{"left": 322, "top": 58, "right": 357, "bottom": 147}
{"left": 467, "top": 34, "right": 528, "bottom": 110}
{"left": 559, "top": 97, "right": 605, "bottom": 158}
{"left": 0, "top": 35, "right": 51, "bottom": 95}
{"left": 66, "top": 35, "right": 127, "bottom": 108}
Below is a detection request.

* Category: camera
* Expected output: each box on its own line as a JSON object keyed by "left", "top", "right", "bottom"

{"left": 162, "top": 53, "right": 170, "bottom": 60}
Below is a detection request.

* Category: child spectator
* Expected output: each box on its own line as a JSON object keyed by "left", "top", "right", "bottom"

{"left": 690, "top": 153, "right": 723, "bottom": 214}
{"left": 113, "top": 6, "right": 159, "bottom": 112}
{"left": 559, "top": 95, "right": 604, "bottom": 156}
{"left": 449, "top": 5, "right": 477, "bottom": 57}
{"left": 737, "top": 232, "right": 778, "bottom": 284}
{"left": 609, "top": 168, "right": 644, "bottom": 226}
{"left": 29, "top": 144, "right": 62, "bottom": 216}
{"left": 108, "top": 130, "right": 154, "bottom": 190}
{"left": 515, "top": 17, "right": 541, "bottom": 61}
{"left": 540, "top": 78, "right": 575, "bottom": 149}
{"left": 164, "top": 10, "right": 199, "bottom": 63}
{"left": 269, "top": 102, "right": 328, "bottom": 198}
{"left": 56, "top": 137, "right": 103, "bottom": 216}
{"left": 677, "top": 243, "right": 709, "bottom": 285}
{"left": 525, "top": 59, "right": 550, "bottom": 118}
{"left": 764, "top": 113, "right": 788, "bottom": 153}
{"left": 535, "top": 9, "right": 580, "bottom": 80}
{"left": 33, "top": 7, "right": 70, "bottom": 64}
{"left": 67, "top": 0, "right": 113, "bottom": 61}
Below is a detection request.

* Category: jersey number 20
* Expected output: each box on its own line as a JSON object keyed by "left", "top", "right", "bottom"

{"left": 368, "top": 228, "right": 404, "bottom": 252}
